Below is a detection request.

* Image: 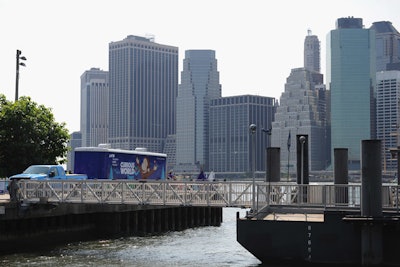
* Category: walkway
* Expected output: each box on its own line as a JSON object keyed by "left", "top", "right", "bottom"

{"left": 3, "top": 179, "right": 400, "bottom": 212}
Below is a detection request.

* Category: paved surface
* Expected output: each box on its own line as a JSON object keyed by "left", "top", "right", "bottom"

{"left": 263, "top": 213, "right": 324, "bottom": 222}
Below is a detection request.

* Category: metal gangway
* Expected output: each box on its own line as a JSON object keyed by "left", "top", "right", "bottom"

{"left": 11, "top": 179, "right": 400, "bottom": 211}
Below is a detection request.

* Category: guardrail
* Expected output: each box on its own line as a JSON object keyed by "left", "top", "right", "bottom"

{"left": 16, "top": 180, "right": 255, "bottom": 208}
{"left": 11, "top": 180, "right": 400, "bottom": 211}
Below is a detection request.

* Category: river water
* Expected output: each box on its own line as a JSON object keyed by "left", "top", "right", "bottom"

{"left": 0, "top": 208, "right": 265, "bottom": 267}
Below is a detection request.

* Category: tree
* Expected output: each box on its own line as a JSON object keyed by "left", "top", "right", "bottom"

{"left": 0, "top": 95, "right": 70, "bottom": 177}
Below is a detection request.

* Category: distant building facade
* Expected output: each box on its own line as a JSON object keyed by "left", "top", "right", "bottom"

{"left": 66, "top": 131, "right": 82, "bottom": 172}
{"left": 80, "top": 68, "right": 109, "bottom": 147}
{"left": 272, "top": 31, "right": 328, "bottom": 174}
{"left": 209, "top": 95, "right": 276, "bottom": 174}
{"left": 372, "top": 21, "right": 400, "bottom": 173}
{"left": 304, "top": 30, "right": 320, "bottom": 73}
{"left": 376, "top": 71, "right": 400, "bottom": 173}
{"left": 108, "top": 35, "right": 178, "bottom": 152}
{"left": 271, "top": 68, "right": 328, "bottom": 173}
{"left": 370, "top": 21, "right": 400, "bottom": 72}
{"left": 163, "top": 134, "right": 176, "bottom": 173}
{"left": 175, "top": 50, "right": 221, "bottom": 173}
{"left": 328, "top": 17, "right": 376, "bottom": 170}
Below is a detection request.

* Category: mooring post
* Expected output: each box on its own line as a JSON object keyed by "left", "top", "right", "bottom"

{"left": 266, "top": 147, "right": 280, "bottom": 183}
{"left": 361, "top": 139, "right": 382, "bottom": 266}
{"left": 334, "top": 148, "right": 348, "bottom": 204}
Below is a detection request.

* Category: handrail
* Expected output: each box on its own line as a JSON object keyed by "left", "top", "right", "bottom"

{"left": 13, "top": 180, "right": 400, "bottom": 212}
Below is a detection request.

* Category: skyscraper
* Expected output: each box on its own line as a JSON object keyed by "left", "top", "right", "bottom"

{"left": 372, "top": 21, "right": 400, "bottom": 174}
{"left": 370, "top": 21, "right": 400, "bottom": 72}
{"left": 376, "top": 71, "right": 400, "bottom": 173}
{"left": 80, "top": 68, "right": 109, "bottom": 147}
{"left": 304, "top": 30, "right": 320, "bottom": 73}
{"left": 175, "top": 50, "right": 221, "bottom": 172}
{"left": 271, "top": 31, "right": 328, "bottom": 174}
{"left": 328, "top": 17, "right": 376, "bottom": 170}
{"left": 66, "top": 131, "right": 82, "bottom": 172}
{"left": 108, "top": 35, "right": 178, "bottom": 152}
{"left": 271, "top": 68, "right": 327, "bottom": 173}
{"left": 209, "top": 95, "right": 276, "bottom": 174}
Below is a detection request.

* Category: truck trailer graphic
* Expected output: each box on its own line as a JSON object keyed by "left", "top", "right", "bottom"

{"left": 74, "top": 146, "right": 167, "bottom": 180}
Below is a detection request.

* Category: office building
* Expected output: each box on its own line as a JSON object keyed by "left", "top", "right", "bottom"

{"left": 80, "top": 68, "right": 109, "bottom": 147}
{"left": 328, "top": 17, "right": 376, "bottom": 170}
{"left": 304, "top": 30, "right": 320, "bottom": 73}
{"left": 271, "top": 68, "right": 327, "bottom": 173}
{"left": 376, "top": 71, "right": 400, "bottom": 173}
{"left": 370, "top": 21, "right": 400, "bottom": 72}
{"left": 66, "top": 131, "right": 82, "bottom": 172}
{"left": 209, "top": 95, "right": 276, "bottom": 174}
{"left": 175, "top": 50, "right": 221, "bottom": 173}
{"left": 108, "top": 35, "right": 178, "bottom": 152}
{"left": 163, "top": 134, "right": 176, "bottom": 172}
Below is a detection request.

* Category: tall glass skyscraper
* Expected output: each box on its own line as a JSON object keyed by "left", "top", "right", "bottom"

{"left": 209, "top": 95, "right": 276, "bottom": 174}
{"left": 328, "top": 17, "right": 376, "bottom": 170}
{"left": 108, "top": 35, "right": 178, "bottom": 152}
{"left": 175, "top": 50, "right": 221, "bottom": 172}
{"left": 80, "top": 68, "right": 109, "bottom": 147}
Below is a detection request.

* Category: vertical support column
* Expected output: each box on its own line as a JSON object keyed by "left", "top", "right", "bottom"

{"left": 267, "top": 147, "right": 281, "bottom": 182}
{"left": 170, "top": 208, "right": 175, "bottom": 231}
{"left": 334, "top": 148, "right": 348, "bottom": 204}
{"left": 296, "top": 135, "right": 308, "bottom": 203}
{"left": 361, "top": 140, "right": 382, "bottom": 266}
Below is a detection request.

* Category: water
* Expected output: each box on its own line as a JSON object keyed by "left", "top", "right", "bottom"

{"left": 0, "top": 208, "right": 263, "bottom": 267}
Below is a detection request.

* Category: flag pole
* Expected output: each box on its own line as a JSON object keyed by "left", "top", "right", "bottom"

{"left": 287, "top": 130, "right": 291, "bottom": 182}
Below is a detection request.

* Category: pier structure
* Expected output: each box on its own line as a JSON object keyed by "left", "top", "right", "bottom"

{"left": 237, "top": 139, "right": 400, "bottom": 266}
{"left": 0, "top": 179, "right": 259, "bottom": 255}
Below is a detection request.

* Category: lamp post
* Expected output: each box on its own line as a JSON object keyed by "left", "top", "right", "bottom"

{"left": 262, "top": 127, "right": 271, "bottom": 181}
{"left": 299, "top": 135, "right": 306, "bottom": 203}
{"left": 15, "top": 49, "right": 27, "bottom": 101}
{"left": 249, "top": 124, "right": 257, "bottom": 212}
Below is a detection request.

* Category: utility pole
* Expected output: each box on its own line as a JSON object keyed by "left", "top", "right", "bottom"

{"left": 15, "top": 49, "right": 27, "bottom": 101}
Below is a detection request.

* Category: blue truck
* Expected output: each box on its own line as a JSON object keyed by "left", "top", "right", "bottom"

{"left": 9, "top": 165, "right": 87, "bottom": 180}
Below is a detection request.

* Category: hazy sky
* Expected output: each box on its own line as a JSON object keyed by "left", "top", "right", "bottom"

{"left": 1, "top": 0, "right": 399, "bottom": 133}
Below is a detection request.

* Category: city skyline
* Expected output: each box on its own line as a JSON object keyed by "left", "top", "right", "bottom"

{"left": 1, "top": 0, "right": 399, "bottom": 133}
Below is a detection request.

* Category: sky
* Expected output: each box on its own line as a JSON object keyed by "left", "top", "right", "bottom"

{"left": 1, "top": 0, "right": 400, "bottom": 133}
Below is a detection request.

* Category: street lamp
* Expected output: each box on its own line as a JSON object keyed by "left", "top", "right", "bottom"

{"left": 299, "top": 135, "right": 306, "bottom": 203}
{"left": 15, "top": 49, "right": 27, "bottom": 101}
{"left": 249, "top": 124, "right": 257, "bottom": 212}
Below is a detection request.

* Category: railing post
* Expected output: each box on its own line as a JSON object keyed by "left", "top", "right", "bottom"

{"left": 163, "top": 181, "right": 166, "bottom": 205}
{"left": 228, "top": 182, "right": 232, "bottom": 206}
{"left": 121, "top": 181, "right": 124, "bottom": 203}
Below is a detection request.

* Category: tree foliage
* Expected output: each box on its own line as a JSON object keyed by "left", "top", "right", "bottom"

{"left": 0, "top": 95, "right": 70, "bottom": 177}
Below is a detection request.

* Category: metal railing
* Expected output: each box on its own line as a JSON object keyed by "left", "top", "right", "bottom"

{"left": 12, "top": 180, "right": 400, "bottom": 212}
{"left": 16, "top": 180, "right": 255, "bottom": 207}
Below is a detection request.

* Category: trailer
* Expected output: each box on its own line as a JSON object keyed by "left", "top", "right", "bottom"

{"left": 74, "top": 145, "right": 167, "bottom": 180}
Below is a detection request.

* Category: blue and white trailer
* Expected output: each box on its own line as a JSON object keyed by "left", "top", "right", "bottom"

{"left": 74, "top": 145, "right": 167, "bottom": 180}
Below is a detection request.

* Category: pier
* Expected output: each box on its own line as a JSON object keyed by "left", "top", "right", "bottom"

{"left": 237, "top": 139, "right": 400, "bottom": 266}
{"left": 0, "top": 178, "right": 262, "bottom": 255}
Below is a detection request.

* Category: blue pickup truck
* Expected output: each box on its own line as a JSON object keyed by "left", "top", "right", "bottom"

{"left": 9, "top": 165, "right": 87, "bottom": 180}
